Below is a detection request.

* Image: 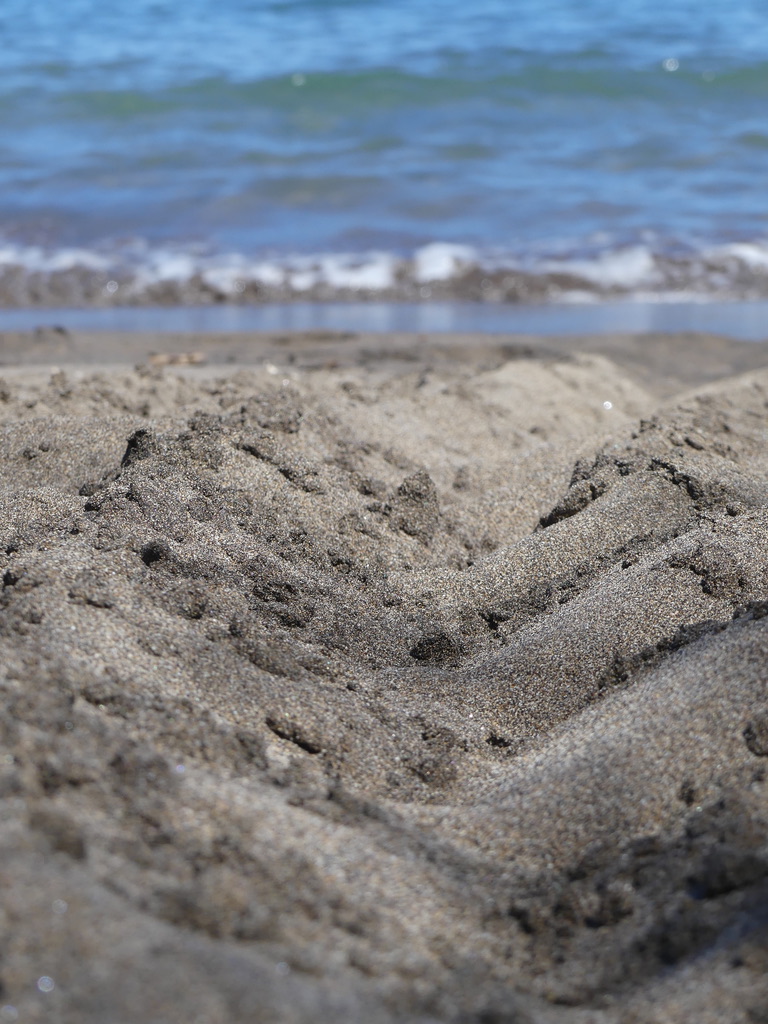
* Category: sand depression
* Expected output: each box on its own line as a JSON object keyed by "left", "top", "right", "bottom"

{"left": 0, "top": 329, "right": 767, "bottom": 1024}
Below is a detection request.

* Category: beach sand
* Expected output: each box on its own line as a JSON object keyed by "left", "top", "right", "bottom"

{"left": 0, "top": 328, "right": 767, "bottom": 1023}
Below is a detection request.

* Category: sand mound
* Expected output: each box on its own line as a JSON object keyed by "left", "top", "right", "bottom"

{"left": 1, "top": 337, "right": 766, "bottom": 1023}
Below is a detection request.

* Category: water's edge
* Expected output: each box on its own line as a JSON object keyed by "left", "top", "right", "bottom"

{"left": 2, "top": 300, "right": 768, "bottom": 341}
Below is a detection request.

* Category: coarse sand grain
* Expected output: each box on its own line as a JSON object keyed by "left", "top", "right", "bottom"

{"left": 0, "top": 328, "right": 767, "bottom": 1023}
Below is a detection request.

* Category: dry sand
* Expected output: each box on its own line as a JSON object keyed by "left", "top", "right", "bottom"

{"left": 0, "top": 328, "right": 767, "bottom": 1024}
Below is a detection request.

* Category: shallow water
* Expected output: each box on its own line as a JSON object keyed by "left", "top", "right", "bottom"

{"left": 1, "top": 0, "right": 768, "bottom": 304}
{"left": 5, "top": 300, "right": 768, "bottom": 341}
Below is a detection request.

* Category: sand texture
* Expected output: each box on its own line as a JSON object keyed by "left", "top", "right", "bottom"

{"left": 0, "top": 329, "right": 767, "bottom": 1024}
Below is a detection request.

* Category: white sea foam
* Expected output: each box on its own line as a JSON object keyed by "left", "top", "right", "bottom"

{"left": 200, "top": 260, "right": 252, "bottom": 294}
{"left": 413, "top": 243, "right": 477, "bottom": 282}
{"left": 0, "top": 243, "right": 110, "bottom": 273}
{"left": 130, "top": 249, "right": 399, "bottom": 294}
{"left": 712, "top": 241, "right": 768, "bottom": 271}
{"left": 146, "top": 251, "right": 198, "bottom": 281}
{"left": 315, "top": 253, "right": 397, "bottom": 290}
{"left": 543, "top": 246, "right": 659, "bottom": 288}
{"left": 3, "top": 235, "right": 768, "bottom": 305}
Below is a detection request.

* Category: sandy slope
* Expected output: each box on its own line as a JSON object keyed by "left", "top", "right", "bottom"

{"left": 0, "top": 330, "right": 766, "bottom": 1024}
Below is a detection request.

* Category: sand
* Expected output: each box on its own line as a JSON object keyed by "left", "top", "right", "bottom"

{"left": 0, "top": 327, "right": 766, "bottom": 1024}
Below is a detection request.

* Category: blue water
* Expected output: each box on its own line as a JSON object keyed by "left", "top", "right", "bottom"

{"left": 1, "top": 0, "right": 768, "bottom": 304}
{"left": 5, "top": 300, "right": 768, "bottom": 341}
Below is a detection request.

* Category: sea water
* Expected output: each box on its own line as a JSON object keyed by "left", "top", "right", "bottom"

{"left": 1, "top": 0, "right": 768, "bottom": 308}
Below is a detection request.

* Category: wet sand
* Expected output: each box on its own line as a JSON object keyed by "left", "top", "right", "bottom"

{"left": 1, "top": 328, "right": 767, "bottom": 1023}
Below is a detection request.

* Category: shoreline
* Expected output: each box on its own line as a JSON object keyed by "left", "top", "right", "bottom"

{"left": 3, "top": 298, "right": 768, "bottom": 340}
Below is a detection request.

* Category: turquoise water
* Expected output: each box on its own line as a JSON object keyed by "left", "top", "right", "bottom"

{"left": 1, "top": 0, "right": 768, "bottom": 305}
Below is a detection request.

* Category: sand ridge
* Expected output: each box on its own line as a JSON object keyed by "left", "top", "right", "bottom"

{"left": 0, "top": 330, "right": 766, "bottom": 1023}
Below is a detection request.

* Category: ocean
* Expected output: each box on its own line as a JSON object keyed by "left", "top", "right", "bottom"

{"left": 1, "top": 0, "right": 768, "bottom": 312}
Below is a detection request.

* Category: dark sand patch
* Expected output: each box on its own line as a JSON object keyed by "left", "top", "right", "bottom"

{"left": 0, "top": 330, "right": 767, "bottom": 1023}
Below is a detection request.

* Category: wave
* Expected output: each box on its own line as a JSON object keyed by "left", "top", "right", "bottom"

{"left": 3, "top": 237, "right": 768, "bottom": 308}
